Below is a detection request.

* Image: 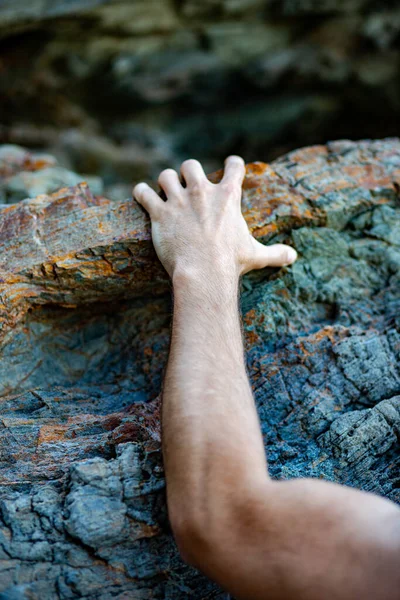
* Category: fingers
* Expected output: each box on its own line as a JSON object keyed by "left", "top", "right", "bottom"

{"left": 133, "top": 183, "right": 164, "bottom": 218}
{"left": 158, "top": 169, "right": 182, "bottom": 198}
{"left": 249, "top": 241, "right": 297, "bottom": 271}
{"left": 221, "top": 155, "right": 245, "bottom": 187}
{"left": 180, "top": 159, "right": 207, "bottom": 187}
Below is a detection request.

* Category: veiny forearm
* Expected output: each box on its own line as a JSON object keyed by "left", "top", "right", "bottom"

{"left": 162, "top": 269, "right": 268, "bottom": 533}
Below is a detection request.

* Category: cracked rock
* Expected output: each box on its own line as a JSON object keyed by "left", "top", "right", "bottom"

{"left": 0, "top": 139, "right": 399, "bottom": 598}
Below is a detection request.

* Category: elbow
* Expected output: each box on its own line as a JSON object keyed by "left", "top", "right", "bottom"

{"left": 380, "top": 512, "right": 400, "bottom": 591}
{"left": 168, "top": 480, "right": 272, "bottom": 569}
{"left": 170, "top": 510, "right": 217, "bottom": 568}
{"left": 168, "top": 491, "right": 243, "bottom": 570}
{"left": 169, "top": 493, "right": 261, "bottom": 570}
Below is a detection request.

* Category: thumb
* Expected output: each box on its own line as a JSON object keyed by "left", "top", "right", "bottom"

{"left": 249, "top": 240, "right": 297, "bottom": 271}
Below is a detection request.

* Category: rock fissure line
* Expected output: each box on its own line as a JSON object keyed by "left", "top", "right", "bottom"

{"left": 0, "top": 140, "right": 398, "bottom": 599}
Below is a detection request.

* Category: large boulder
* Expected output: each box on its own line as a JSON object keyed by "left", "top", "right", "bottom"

{"left": 0, "top": 138, "right": 399, "bottom": 599}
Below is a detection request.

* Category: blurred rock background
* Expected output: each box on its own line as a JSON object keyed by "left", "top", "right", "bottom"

{"left": 0, "top": 0, "right": 399, "bottom": 199}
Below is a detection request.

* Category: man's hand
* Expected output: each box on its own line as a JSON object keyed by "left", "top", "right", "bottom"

{"left": 133, "top": 156, "right": 297, "bottom": 278}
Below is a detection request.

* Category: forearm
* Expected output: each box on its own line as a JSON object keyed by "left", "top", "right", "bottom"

{"left": 135, "top": 157, "right": 400, "bottom": 600}
{"left": 162, "top": 268, "right": 268, "bottom": 532}
{"left": 164, "top": 273, "right": 400, "bottom": 599}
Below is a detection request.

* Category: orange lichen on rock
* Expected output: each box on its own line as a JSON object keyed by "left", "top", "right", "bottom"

{"left": 0, "top": 139, "right": 400, "bottom": 599}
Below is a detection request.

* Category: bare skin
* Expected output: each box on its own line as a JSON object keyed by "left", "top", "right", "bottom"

{"left": 133, "top": 156, "right": 400, "bottom": 600}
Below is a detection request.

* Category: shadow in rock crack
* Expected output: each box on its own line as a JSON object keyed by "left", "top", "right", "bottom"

{"left": 0, "top": 295, "right": 172, "bottom": 399}
{"left": 0, "top": 140, "right": 399, "bottom": 599}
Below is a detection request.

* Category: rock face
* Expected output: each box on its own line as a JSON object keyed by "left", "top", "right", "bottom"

{"left": 0, "top": 138, "right": 399, "bottom": 599}
{"left": 0, "top": 0, "right": 400, "bottom": 187}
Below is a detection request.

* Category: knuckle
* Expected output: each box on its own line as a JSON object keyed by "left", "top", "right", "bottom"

{"left": 220, "top": 181, "right": 237, "bottom": 195}
{"left": 174, "top": 194, "right": 185, "bottom": 206}
{"left": 190, "top": 183, "right": 203, "bottom": 198}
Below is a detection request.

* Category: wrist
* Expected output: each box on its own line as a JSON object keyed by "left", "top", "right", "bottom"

{"left": 172, "top": 265, "right": 240, "bottom": 299}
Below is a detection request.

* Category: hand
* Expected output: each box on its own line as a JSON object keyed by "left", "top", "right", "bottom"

{"left": 133, "top": 156, "right": 297, "bottom": 280}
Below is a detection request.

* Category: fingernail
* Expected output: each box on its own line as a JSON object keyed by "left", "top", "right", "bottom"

{"left": 286, "top": 247, "right": 297, "bottom": 263}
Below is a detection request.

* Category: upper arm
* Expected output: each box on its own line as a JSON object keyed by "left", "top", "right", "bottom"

{"left": 187, "top": 478, "right": 400, "bottom": 600}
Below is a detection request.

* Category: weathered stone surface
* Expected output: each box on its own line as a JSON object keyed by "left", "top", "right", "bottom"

{"left": 0, "top": 145, "right": 103, "bottom": 204}
{"left": 0, "top": 139, "right": 399, "bottom": 599}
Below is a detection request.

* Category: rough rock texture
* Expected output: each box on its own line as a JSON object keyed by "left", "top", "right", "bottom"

{"left": 0, "top": 138, "right": 399, "bottom": 599}
{"left": 1, "top": 0, "right": 400, "bottom": 188}
{"left": 0, "top": 145, "right": 103, "bottom": 204}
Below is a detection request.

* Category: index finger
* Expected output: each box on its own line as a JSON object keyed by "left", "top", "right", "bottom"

{"left": 133, "top": 183, "right": 164, "bottom": 220}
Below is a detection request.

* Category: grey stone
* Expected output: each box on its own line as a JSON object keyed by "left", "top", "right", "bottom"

{"left": 0, "top": 137, "right": 399, "bottom": 597}
{"left": 0, "top": 146, "right": 103, "bottom": 204}
{"left": 6, "top": 167, "right": 103, "bottom": 202}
